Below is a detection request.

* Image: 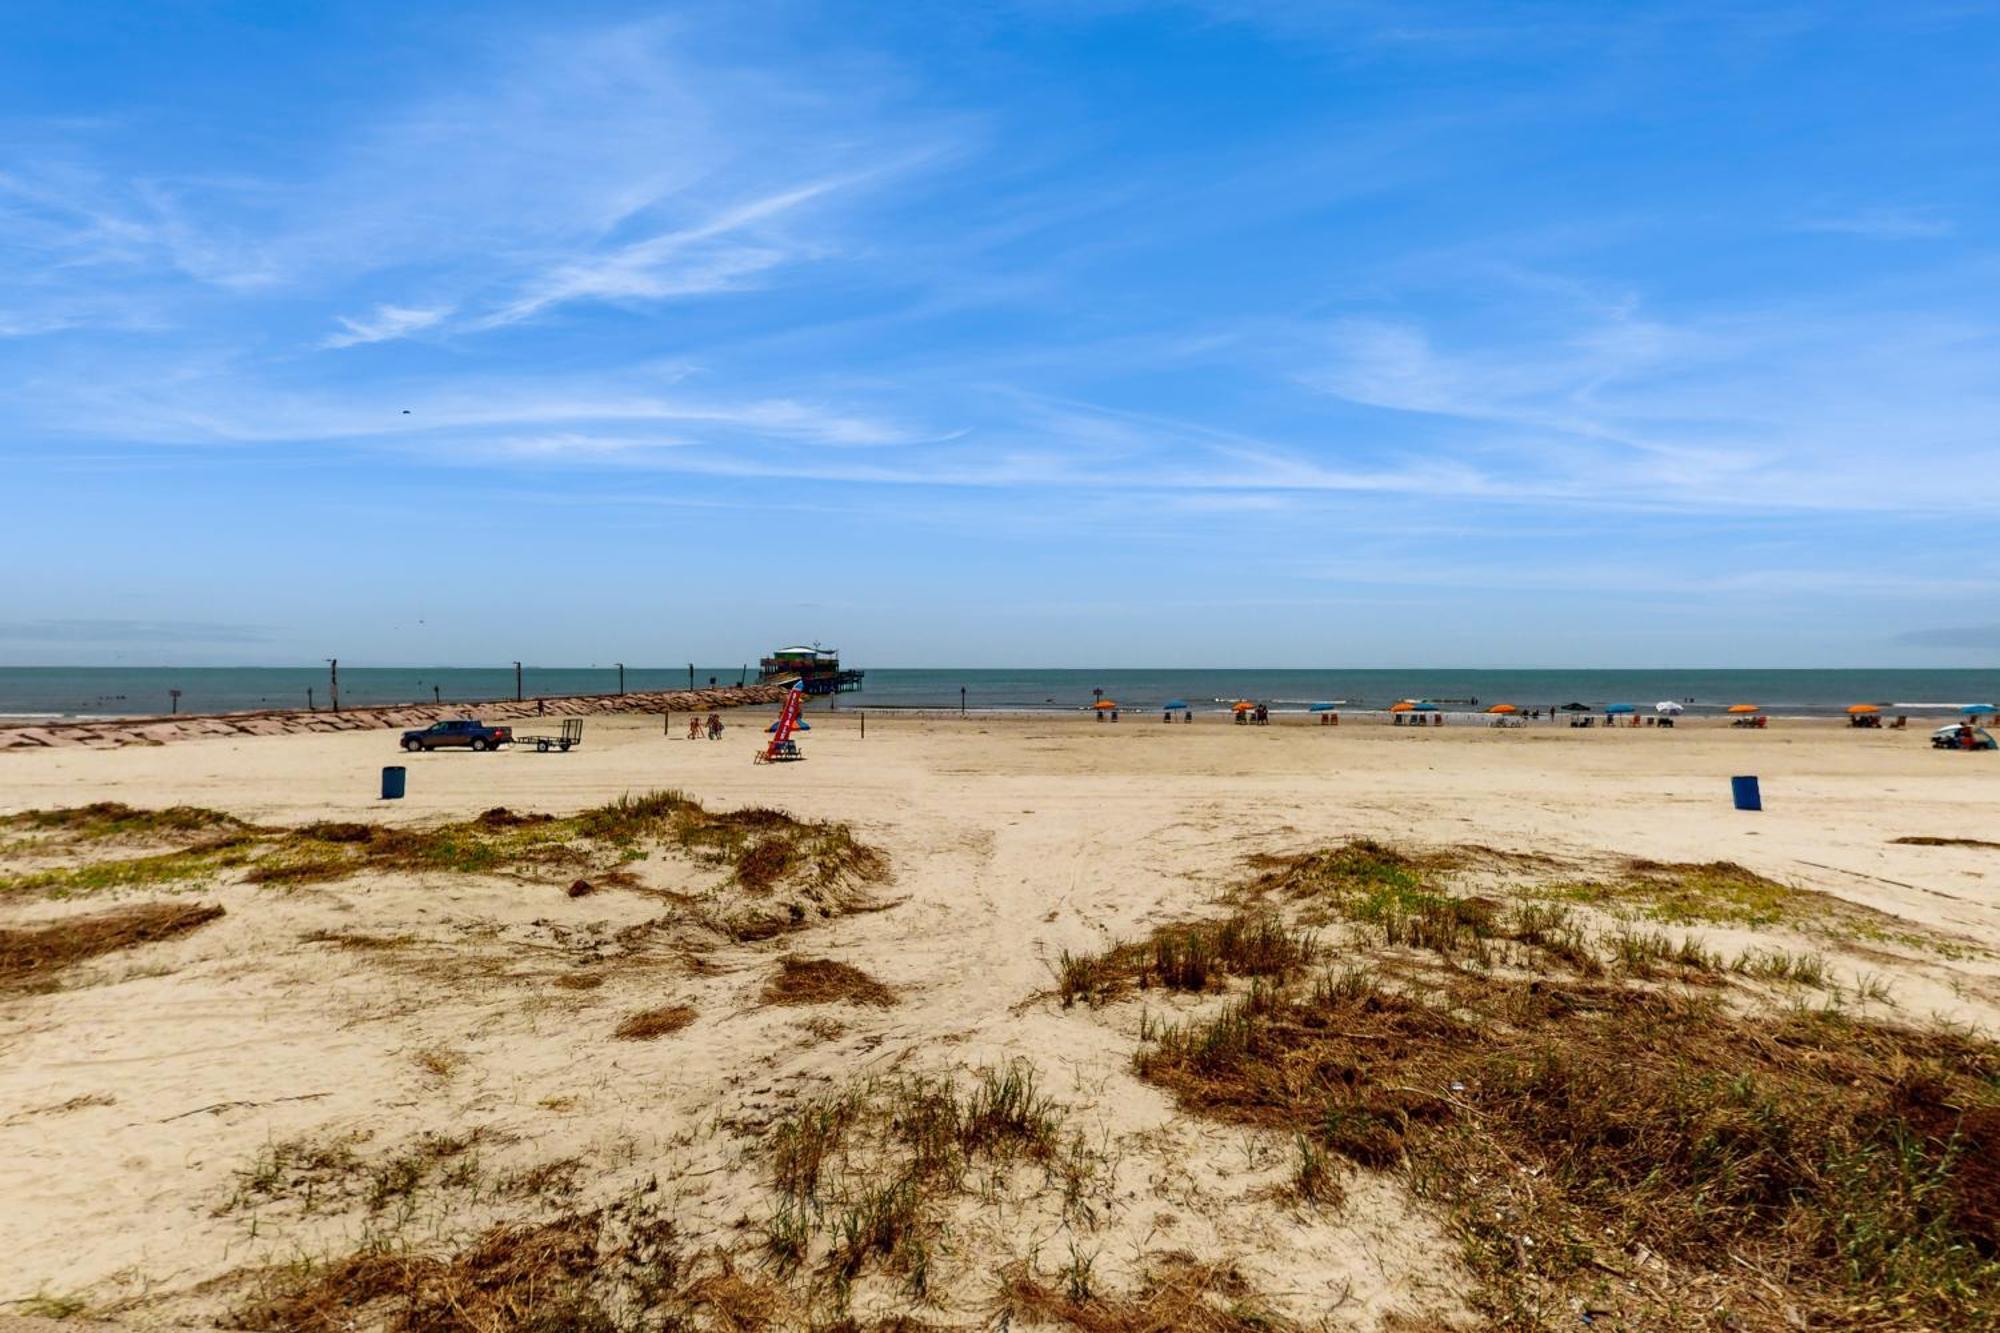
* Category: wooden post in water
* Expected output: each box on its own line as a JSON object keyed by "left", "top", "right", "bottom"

{"left": 514, "top": 662, "right": 523, "bottom": 702}
{"left": 327, "top": 659, "right": 340, "bottom": 713}
{"left": 307, "top": 687, "right": 315, "bottom": 711}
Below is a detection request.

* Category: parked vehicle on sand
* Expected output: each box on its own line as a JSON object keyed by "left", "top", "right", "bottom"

{"left": 1931, "top": 724, "right": 1996, "bottom": 752}
{"left": 401, "top": 719, "right": 513, "bottom": 752}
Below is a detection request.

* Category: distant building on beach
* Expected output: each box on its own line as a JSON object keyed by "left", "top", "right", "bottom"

{"left": 757, "top": 645, "right": 865, "bottom": 696}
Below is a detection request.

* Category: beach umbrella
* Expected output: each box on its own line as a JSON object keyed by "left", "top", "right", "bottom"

{"left": 1162, "top": 699, "right": 1189, "bottom": 710}
{"left": 1388, "top": 701, "right": 1417, "bottom": 713}
{"left": 1093, "top": 699, "right": 1118, "bottom": 710}
{"left": 1558, "top": 702, "right": 1591, "bottom": 712}
{"left": 1846, "top": 704, "right": 1881, "bottom": 715}
{"left": 1727, "top": 704, "right": 1761, "bottom": 714}
{"left": 1233, "top": 700, "right": 1257, "bottom": 713}
{"left": 1309, "top": 702, "right": 1339, "bottom": 713}
{"left": 1605, "top": 703, "right": 1636, "bottom": 715}
{"left": 1486, "top": 704, "right": 1518, "bottom": 714}
{"left": 1655, "top": 701, "right": 1684, "bottom": 715}
{"left": 1963, "top": 704, "right": 1997, "bottom": 715}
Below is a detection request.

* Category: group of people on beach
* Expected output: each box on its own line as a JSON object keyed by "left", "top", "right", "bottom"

{"left": 684, "top": 712, "right": 724, "bottom": 740}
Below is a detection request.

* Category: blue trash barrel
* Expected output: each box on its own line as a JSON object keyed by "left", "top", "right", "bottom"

{"left": 381, "top": 765, "right": 407, "bottom": 800}
{"left": 1731, "top": 775, "right": 1761, "bottom": 811}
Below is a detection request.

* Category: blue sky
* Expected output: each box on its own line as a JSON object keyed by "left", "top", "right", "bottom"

{"left": 3, "top": 0, "right": 1997, "bottom": 667}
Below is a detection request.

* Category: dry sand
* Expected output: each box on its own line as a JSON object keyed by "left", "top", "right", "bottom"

{"left": 1, "top": 710, "right": 1997, "bottom": 1328}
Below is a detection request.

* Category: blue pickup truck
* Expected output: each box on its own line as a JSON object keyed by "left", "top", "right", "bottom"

{"left": 400, "top": 719, "right": 513, "bottom": 752}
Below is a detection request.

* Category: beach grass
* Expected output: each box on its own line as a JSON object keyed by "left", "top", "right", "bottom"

{"left": 1131, "top": 963, "right": 2000, "bottom": 1327}
{"left": 1, "top": 793, "right": 887, "bottom": 907}
{"left": 0, "top": 900, "right": 224, "bottom": 991}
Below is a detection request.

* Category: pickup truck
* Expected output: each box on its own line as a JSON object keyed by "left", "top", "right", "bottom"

{"left": 400, "top": 719, "right": 513, "bottom": 752}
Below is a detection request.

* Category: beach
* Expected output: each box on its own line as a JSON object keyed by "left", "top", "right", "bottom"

{"left": 3, "top": 710, "right": 1998, "bottom": 1329}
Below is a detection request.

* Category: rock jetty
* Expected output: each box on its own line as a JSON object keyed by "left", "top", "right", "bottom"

{"left": 0, "top": 686, "right": 789, "bottom": 752}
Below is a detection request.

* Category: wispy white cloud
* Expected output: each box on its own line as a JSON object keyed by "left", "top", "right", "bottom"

{"left": 1795, "top": 208, "right": 1955, "bottom": 240}
{"left": 471, "top": 178, "right": 856, "bottom": 329}
{"left": 322, "top": 303, "right": 452, "bottom": 348}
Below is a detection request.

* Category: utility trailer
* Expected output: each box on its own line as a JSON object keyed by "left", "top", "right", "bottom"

{"left": 516, "top": 718, "right": 584, "bottom": 753}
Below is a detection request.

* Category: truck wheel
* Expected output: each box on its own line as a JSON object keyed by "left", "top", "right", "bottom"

{"left": 403, "top": 738, "right": 421, "bottom": 752}
{"left": 470, "top": 738, "right": 488, "bottom": 752}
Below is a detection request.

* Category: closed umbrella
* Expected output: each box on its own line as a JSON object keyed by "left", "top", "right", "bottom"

{"left": 1655, "top": 701, "right": 1684, "bottom": 715}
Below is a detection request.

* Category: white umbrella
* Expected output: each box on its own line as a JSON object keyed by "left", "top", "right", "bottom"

{"left": 1655, "top": 701, "right": 1685, "bottom": 714}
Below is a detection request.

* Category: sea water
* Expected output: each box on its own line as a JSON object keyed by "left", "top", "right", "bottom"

{"left": 0, "top": 666, "right": 1992, "bottom": 721}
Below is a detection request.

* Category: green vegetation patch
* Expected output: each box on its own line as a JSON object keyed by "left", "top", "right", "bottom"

{"left": 0, "top": 838, "right": 255, "bottom": 898}
{"left": 2, "top": 793, "right": 886, "bottom": 905}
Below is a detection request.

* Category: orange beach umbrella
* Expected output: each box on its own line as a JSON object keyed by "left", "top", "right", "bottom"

{"left": 1846, "top": 704, "right": 1880, "bottom": 715}
{"left": 1232, "top": 700, "right": 1257, "bottom": 713}
{"left": 1727, "top": 704, "right": 1761, "bottom": 714}
{"left": 1486, "top": 703, "right": 1518, "bottom": 714}
{"left": 1093, "top": 699, "right": 1118, "bottom": 710}
{"left": 1388, "top": 701, "right": 1418, "bottom": 713}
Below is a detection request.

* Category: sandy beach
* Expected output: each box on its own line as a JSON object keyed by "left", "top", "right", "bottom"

{"left": 3, "top": 710, "right": 1997, "bottom": 1330}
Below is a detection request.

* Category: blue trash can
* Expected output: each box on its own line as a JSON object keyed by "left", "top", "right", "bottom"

{"left": 1731, "top": 775, "right": 1761, "bottom": 811}
{"left": 381, "top": 765, "right": 407, "bottom": 800}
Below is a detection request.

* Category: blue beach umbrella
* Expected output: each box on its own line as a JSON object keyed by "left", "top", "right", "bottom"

{"left": 1605, "top": 703, "right": 1637, "bottom": 715}
{"left": 1964, "top": 704, "right": 1997, "bottom": 715}
{"left": 1309, "top": 702, "right": 1339, "bottom": 713}
{"left": 1162, "top": 699, "right": 1190, "bottom": 710}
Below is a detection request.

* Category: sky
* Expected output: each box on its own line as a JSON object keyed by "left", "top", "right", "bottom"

{"left": 2, "top": 0, "right": 1997, "bottom": 668}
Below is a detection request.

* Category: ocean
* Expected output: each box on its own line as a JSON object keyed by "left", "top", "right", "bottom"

{"left": 0, "top": 666, "right": 1993, "bottom": 722}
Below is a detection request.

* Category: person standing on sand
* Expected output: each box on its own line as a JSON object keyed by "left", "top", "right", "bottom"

{"left": 707, "top": 712, "right": 723, "bottom": 740}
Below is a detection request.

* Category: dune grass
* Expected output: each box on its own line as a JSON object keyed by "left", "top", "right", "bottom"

{"left": 613, "top": 1005, "right": 697, "bottom": 1040}
{"left": 763, "top": 955, "right": 898, "bottom": 1008}
{"left": 760, "top": 1059, "right": 1108, "bottom": 1305}
{"left": 993, "top": 1252, "right": 1296, "bottom": 1332}
{"left": 1132, "top": 963, "right": 2000, "bottom": 1327}
{"left": 1055, "top": 910, "right": 1317, "bottom": 1008}
{"left": 2, "top": 793, "right": 887, "bottom": 906}
{"left": 0, "top": 901, "right": 224, "bottom": 991}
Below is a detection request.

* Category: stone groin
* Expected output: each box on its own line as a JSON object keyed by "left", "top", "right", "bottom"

{"left": 0, "top": 686, "right": 790, "bottom": 752}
